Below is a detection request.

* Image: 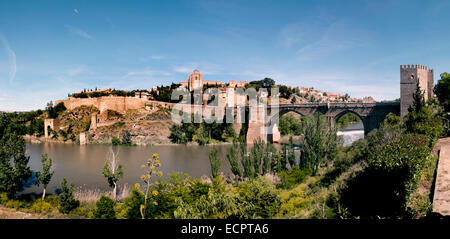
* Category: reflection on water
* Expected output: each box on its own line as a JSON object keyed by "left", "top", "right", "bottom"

{"left": 23, "top": 123, "right": 364, "bottom": 194}
{"left": 24, "top": 143, "right": 232, "bottom": 194}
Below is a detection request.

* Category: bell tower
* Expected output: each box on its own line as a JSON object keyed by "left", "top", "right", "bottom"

{"left": 188, "top": 69, "right": 203, "bottom": 91}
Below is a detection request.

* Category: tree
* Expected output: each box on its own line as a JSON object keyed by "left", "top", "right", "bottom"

{"left": 279, "top": 85, "right": 292, "bottom": 99}
{"left": 121, "top": 130, "right": 132, "bottom": 145}
{"left": 249, "top": 78, "right": 275, "bottom": 88}
{"left": 434, "top": 72, "right": 450, "bottom": 113}
{"left": 209, "top": 147, "right": 220, "bottom": 178}
{"left": 58, "top": 178, "right": 80, "bottom": 214}
{"left": 91, "top": 195, "right": 116, "bottom": 219}
{"left": 35, "top": 154, "right": 54, "bottom": 200}
{"left": 226, "top": 141, "right": 243, "bottom": 178}
{"left": 0, "top": 115, "right": 33, "bottom": 198}
{"left": 192, "top": 124, "right": 210, "bottom": 145}
{"left": 102, "top": 148, "right": 123, "bottom": 200}
{"left": 287, "top": 136, "right": 296, "bottom": 167}
{"left": 405, "top": 82, "right": 444, "bottom": 145}
{"left": 169, "top": 124, "right": 187, "bottom": 144}
{"left": 299, "top": 114, "right": 340, "bottom": 175}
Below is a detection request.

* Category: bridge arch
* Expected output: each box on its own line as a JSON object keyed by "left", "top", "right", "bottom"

{"left": 333, "top": 109, "right": 364, "bottom": 123}
{"left": 245, "top": 102, "right": 401, "bottom": 144}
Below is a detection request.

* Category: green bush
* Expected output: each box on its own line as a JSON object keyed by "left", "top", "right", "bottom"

{"left": 279, "top": 114, "right": 302, "bottom": 135}
{"left": 91, "top": 195, "right": 116, "bottom": 219}
{"left": 236, "top": 177, "right": 281, "bottom": 219}
{"left": 279, "top": 166, "right": 311, "bottom": 189}
{"left": 5, "top": 199, "right": 23, "bottom": 209}
{"left": 111, "top": 136, "right": 121, "bottom": 146}
{"left": 30, "top": 200, "right": 52, "bottom": 213}
{"left": 123, "top": 186, "right": 145, "bottom": 219}
{"left": 121, "top": 130, "right": 132, "bottom": 145}
{"left": 174, "top": 176, "right": 238, "bottom": 219}
{"left": 339, "top": 134, "right": 430, "bottom": 218}
{"left": 84, "top": 118, "right": 91, "bottom": 132}
{"left": 58, "top": 178, "right": 80, "bottom": 214}
{"left": 0, "top": 193, "right": 8, "bottom": 204}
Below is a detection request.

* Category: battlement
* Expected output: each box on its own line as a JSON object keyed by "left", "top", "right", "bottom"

{"left": 400, "top": 64, "right": 434, "bottom": 118}
{"left": 400, "top": 64, "right": 433, "bottom": 72}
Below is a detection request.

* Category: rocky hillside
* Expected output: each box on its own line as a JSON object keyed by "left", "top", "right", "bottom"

{"left": 44, "top": 104, "right": 174, "bottom": 145}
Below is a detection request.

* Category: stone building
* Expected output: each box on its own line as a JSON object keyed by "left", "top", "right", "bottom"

{"left": 188, "top": 69, "right": 203, "bottom": 91}
{"left": 400, "top": 64, "right": 434, "bottom": 118}
{"left": 179, "top": 70, "right": 247, "bottom": 92}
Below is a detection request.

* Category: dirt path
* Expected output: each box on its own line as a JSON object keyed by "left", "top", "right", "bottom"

{"left": 0, "top": 206, "right": 39, "bottom": 219}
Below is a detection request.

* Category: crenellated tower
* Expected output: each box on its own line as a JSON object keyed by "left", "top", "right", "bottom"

{"left": 400, "top": 64, "right": 434, "bottom": 118}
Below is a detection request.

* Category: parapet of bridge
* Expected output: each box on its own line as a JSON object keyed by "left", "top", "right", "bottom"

{"left": 432, "top": 138, "right": 450, "bottom": 217}
{"left": 400, "top": 64, "right": 434, "bottom": 118}
{"left": 245, "top": 102, "right": 401, "bottom": 143}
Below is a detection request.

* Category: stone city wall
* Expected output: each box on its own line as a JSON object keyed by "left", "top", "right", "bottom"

{"left": 56, "top": 96, "right": 150, "bottom": 114}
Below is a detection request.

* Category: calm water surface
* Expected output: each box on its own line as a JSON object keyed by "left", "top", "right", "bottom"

{"left": 23, "top": 123, "right": 363, "bottom": 194}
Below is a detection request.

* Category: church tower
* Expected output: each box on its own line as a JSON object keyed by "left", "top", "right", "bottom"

{"left": 188, "top": 69, "right": 203, "bottom": 91}
{"left": 400, "top": 64, "right": 434, "bottom": 118}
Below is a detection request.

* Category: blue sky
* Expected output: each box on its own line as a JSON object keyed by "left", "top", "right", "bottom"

{"left": 1, "top": 0, "right": 450, "bottom": 111}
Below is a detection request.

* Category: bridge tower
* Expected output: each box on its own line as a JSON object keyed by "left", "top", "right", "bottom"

{"left": 400, "top": 64, "right": 434, "bottom": 118}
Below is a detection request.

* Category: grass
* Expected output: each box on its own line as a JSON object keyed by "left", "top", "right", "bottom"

{"left": 74, "top": 184, "right": 131, "bottom": 203}
{"left": 0, "top": 184, "right": 131, "bottom": 219}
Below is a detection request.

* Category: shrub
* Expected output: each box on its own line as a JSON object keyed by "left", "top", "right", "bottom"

{"left": 58, "top": 178, "right": 80, "bottom": 214}
{"left": 111, "top": 136, "right": 121, "bottom": 146}
{"left": 30, "top": 201, "right": 52, "bottom": 213}
{"left": 123, "top": 186, "right": 145, "bottom": 219}
{"left": 279, "top": 166, "right": 311, "bottom": 189}
{"left": 5, "top": 200, "right": 23, "bottom": 209}
{"left": 0, "top": 193, "right": 8, "bottom": 204}
{"left": 84, "top": 118, "right": 91, "bottom": 132}
{"left": 236, "top": 177, "right": 281, "bottom": 219}
{"left": 91, "top": 195, "right": 116, "bottom": 219}
{"left": 174, "top": 178, "right": 238, "bottom": 219}
{"left": 279, "top": 184, "right": 312, "bottom": 217}
{"left": 121, "top": 130, "right": 132, "bottom": 145}
{"left": 339, "top": 134, "right": 430, "bottom": 218}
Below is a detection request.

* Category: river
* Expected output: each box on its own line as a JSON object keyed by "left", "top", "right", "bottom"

{"left": 22, "top": 123, "right": 364, "bottom": 194}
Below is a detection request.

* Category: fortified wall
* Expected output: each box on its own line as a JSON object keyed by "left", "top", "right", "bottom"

{"left": 55, "top": 96, "right": 150, "bottom": 115}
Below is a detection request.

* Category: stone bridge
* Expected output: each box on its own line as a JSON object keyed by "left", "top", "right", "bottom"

{"left": 245, "top": 102, "right": 400, "bottom": 143}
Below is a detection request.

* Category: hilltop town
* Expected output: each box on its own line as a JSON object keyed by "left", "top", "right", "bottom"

{"left": 27, "top": 69, "right": 376, "bottom": 146}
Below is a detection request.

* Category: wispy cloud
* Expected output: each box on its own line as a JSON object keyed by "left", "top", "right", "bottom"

{"left": 65, "top": 25, "right": 92, "bottom": 39}
{"left": 67, "top": 65, "right": 86, "bottom": 76}
{"left": 0, "top": 33, "right": 17, "bottom": 83}
{"left": 172, "top": 63, "right": 222, "bottom": 75}
{"left": 296, "top": 21, "right": 370, "bottom": 61}
{"left": 279, "top": 20, "right": 371, "bottom": 61}
{"left": 122, "top": 69, "right": 171, "bottom": 79}
{"left": 139, "top": 55, "right": 164, "bottom": 62}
